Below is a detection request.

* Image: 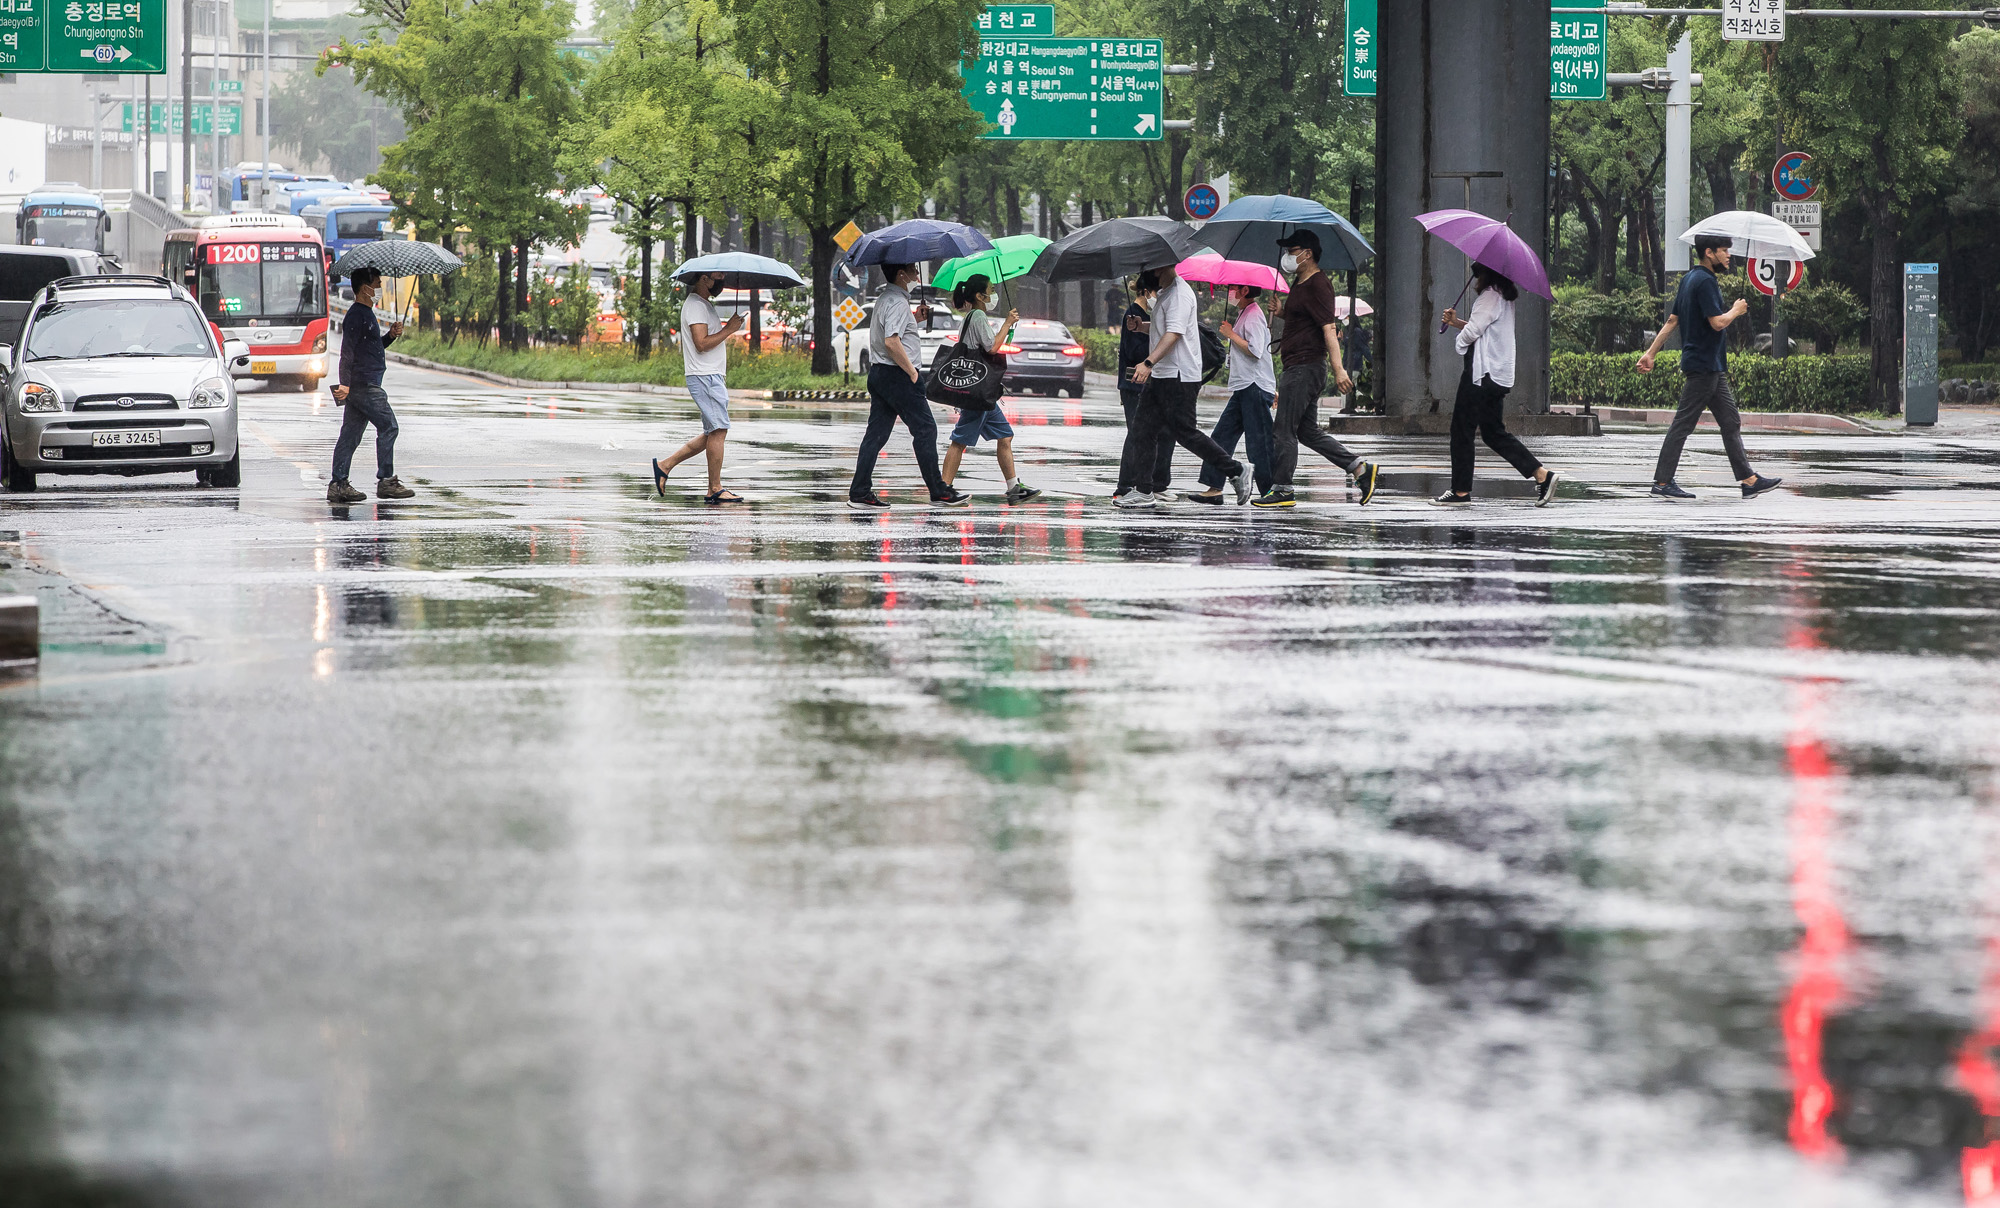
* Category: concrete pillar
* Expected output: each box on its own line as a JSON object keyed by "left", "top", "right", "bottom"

{"left": 1378, "top": 0, "right": 1551, "bottom": 416}
{"left": 0, "top": 595, "right": 37, "bottom": 668}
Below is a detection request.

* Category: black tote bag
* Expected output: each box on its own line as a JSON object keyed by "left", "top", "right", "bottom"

{"left": 925, "top": 313, "right": 1006, "bottom": 412}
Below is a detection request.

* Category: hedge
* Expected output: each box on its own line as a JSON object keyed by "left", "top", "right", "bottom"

{"left": 1549, "top": 351, "right": 1873, "bottom": 414}
{"left": 1074, "top": 327, "right": 1121, "bottom": 373}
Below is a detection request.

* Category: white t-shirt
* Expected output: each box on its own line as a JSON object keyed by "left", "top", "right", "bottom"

{"left": 960, "top": 308, "right": 993, "bottom": 352}
{"left": 680, "top": 294, "right": 729, "bottom": 378}
{"left": 1455, "top": 286, "right": 1516, "bottom": 389}
{"left": 869, "top": 283, "right": 921, "bottom": 365}
{"left": 1226, "top": 301, "right": 1275, "bottom": 394}
{"left": 1148, "top": 276, "right": 1202, "bottom": 381}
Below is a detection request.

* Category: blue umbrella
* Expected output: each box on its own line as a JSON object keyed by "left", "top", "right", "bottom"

{"left": 843, "top": 218, "right": 994, "bottom": 268}
{"left": 1193, "top": 195, "right": 1374, "bottom": 272}
{"left": 674, "top": 251, "right": 807, "bottom": 290}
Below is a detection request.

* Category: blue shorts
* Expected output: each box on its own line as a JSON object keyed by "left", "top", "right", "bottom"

{"left": 688, "top": 373, "right": 730, "bottom": 432}
{"left": 949, "top": 407, "right": 1014, "bottom": 447}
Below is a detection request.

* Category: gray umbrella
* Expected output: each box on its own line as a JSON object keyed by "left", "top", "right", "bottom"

{"left": 1028, "top": 217, "right": 1206, "bottom": 282}
{"left": 330, "top": 240, "right": 464, "bottom": 280}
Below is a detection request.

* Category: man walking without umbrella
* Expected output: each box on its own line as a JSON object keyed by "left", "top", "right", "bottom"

{"left": 1114, "top": 260, "right": 1251, "bottom": 509}
{"left": 849, "top": 263, "right": 966, "bottom": 510}
{"left": 1254, "top": 231, "right": 1380, "bottom": 509}
{"left": 1635, "top": 233, "right": 1784, "bottom": 500}
{"left": 327, "top": 266, "right": 412, "bottom": 502}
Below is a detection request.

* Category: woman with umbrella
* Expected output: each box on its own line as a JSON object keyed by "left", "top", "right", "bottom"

{"left": 938, "top": 274, "right": 1041, "bottom": 503}
{"left": 1433, "top": 262, "right": 1557, "bottom": 508}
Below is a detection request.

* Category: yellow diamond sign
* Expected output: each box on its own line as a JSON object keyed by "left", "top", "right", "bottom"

{"left": 834, "top": 296, "right": 866, "bottom": 331}
{"left": 833, "top": 221, "right": 864, "bottom": 252}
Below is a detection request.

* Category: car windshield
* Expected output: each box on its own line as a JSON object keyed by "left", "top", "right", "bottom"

{"left": 23, "top": 216, "right": 98, "bottom": 251}
{"left": 25, "top": 299, "right": 214, "bottom": 361}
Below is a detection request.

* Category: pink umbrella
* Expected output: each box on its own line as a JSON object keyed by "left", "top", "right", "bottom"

{"left": 1411, "top": 209, "right": 1554, "bottom": 300}
{"left": 1335, "top": 297, "right": 1373, "bottom": 318}
{"left": 1175, "top": 251, "right": 1290, "bottom": 294}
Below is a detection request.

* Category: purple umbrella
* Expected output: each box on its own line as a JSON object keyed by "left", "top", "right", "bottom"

{"left": 1412, "top": 209, "right": 1554, "bottom": 300}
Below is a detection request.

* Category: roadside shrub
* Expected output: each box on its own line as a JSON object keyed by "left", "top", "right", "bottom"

{"left": 1551, "top": 285, "right": 1662, "bottom": 353}
{"left": 1784, "top": 283, "right": 1867, "bottom": 355}
{"left": 1074, "top": 326, "right": 1121, "bottom": 373}
{"left": 1549, "top": 351, "right": 1873, "bottom": 413}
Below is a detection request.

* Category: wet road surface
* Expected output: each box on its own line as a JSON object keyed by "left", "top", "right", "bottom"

{"left": 5, "top": 363, "right": 2000, "bottom": 1206}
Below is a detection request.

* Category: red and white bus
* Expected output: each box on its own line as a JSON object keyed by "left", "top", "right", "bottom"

{"left": 163, "top": 213, "right": 330, "bottom": 393}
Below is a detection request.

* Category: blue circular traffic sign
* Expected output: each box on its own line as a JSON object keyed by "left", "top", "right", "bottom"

{"left": 1183, "top": 183, "right": 1221, "bottom": 220}
{"left": 1773, "top": 152, "right": 1818, "bottom": 202}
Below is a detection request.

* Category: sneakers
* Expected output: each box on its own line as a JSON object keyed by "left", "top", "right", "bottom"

{"left": 1154, "top": 490, "right": 1178, "bottom": 502}
{"left": 326, "top": 479, "right": 366, "bottom": 504}
{"left": 1186, "top": 490, "right": 1225, "bottom": 505}
{"left": 1352, "top": 461, "right": 1381, "bottom": 505}
{"left": 1113, "top": 491, "right": 1157, "bottom": 510}
{"left": 1429, "top": 491, "right": 1471, "bottom": 507}
{"left": 932, "top": 488, "right": 971, "bottom": 507}
{"left": 848, "top": 490, "right": 891, "bottom": 511}
{"left": 1005, "top": 482, "right": 1042, "bottom": 503}
{"left": 1535, "top": 470, "right": 1559, "bottom": 507}
{"left": 1250, "top": 487, "right": 1295, "bottom": 509}
{"left": 1228, "top": 465, "right": 1253, "bottom": 505}
{"left": 1650, "top": 480, "right": 1696, "bottom": 500}
{"left": 376, "top": 476, "right": 414, "bottom": 500}
{"left": 1742, "top": 474, "right": 1784, "bottom": 499}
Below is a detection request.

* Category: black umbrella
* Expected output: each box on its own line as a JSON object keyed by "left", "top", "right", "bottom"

{"left": 1028, "top": 217, "right": 1206, "bottom": 282}
{"left": 330, "top": 240, "right": 463, "bottom": 280}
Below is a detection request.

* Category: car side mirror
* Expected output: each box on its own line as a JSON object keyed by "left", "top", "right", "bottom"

{"left": 223, "top": 338, "right": 250, "bottom": 367}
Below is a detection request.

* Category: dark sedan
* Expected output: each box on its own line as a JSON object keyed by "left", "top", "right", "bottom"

{"left": 997, "top": 319, "right": 1087, "bottom": 398}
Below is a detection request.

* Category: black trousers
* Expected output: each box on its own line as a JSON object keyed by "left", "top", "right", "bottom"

{"left": 1449, "top": 364, "right": 1541, "bottom": 496}
{"left": 851, "top": 363, "right": 946, "bottom": 498}
{"left": 1118, "top": 389, "right": 1173, "bottom": 493}
{"left": 1270, "top": 362, "right": 1360, "bottom": 487}
{"left": 332, "top": 384, "right": 397, "bottom": 482}
{"left": 1116, "top": 376, "right": 1241, "bottom": 495}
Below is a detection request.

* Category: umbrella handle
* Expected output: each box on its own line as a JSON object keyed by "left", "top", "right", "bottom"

{"left": 1438, "top": 275, "right": 1473, "bottom": 335}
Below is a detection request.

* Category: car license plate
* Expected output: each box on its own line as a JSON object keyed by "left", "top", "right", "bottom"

{"left": 91, "top": 430, "right": 162, "bottom": 447}
{"left": 1027, "top": 351, "right": 1060, "bottom": 362}
{"left": 251, "top": 360, "right": 277, "bottom": 374}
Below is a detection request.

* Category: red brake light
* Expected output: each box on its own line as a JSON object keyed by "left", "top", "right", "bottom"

{"left": 1061, "top": 344, "right": 1085, "bottom": 357}
{"left": 944, "top": 333, "right": 959, "bottom": 343}
{"left": 996, "top": 343, "right": 1022, "bottom": 355}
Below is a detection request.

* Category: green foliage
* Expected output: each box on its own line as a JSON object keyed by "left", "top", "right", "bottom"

{"left": 547, "top": 263, "right": 603, "bottom": 346}
{"left": 1073, "top": 326, "right": 1120, "bottom": 373}
{"left": 1551, "top": 284, "right": 1662, "bottom": 353}
{"left": 394, "top": 330, "right": 853, "bottom": 389}
{"left": 422, "top": 250, "right": 500, "bottom": 343}
{"left": 1783, "top": 282, "right": 1866, "bottom": 355}
{"left": 1550, "top": 351, "right": 1874, "bottom": 413}
{"left": 271, "top": 62, "right": 406, "bottom": 180}
{"left": 616, "top": 249, "right": 682, "bottom": 346}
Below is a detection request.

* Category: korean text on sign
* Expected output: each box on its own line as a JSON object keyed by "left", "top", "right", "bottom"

{"left": 1722, "top": 0, "right": 1785, "bottom": 42}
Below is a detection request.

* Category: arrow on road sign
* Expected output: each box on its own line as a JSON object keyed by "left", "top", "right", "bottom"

{"left": 80, "top": 45, "right": 133, "bottom": 61}
{"left": 998, "top": 99, "right": 1018, "bottom": 134}
{"left": 1134, "top": 112, "right": 1155, "bottom": 135}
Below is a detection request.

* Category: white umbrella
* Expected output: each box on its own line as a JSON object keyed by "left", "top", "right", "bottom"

{"left": 1677, "top": 210, "right": 1815, "bottom": 261}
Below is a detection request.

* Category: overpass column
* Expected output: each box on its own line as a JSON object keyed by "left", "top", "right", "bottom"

{"left": 1378, "top": 0, "right": 1552, "bottom": 416}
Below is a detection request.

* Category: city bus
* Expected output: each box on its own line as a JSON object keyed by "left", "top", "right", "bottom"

{"left": 300, "top": 194, "right": 398, "bottom": 262}
{"left": 163, "top": 213, "right": 330, "bottom": 393}
{"left": 220, "top": 162, "right": 303, "bottom": 212}
{"left": 16, "top": 185, "right": 109, "bottom": 254}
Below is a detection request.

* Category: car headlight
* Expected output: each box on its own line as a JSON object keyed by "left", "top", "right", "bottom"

{"left": 18, "top": 382, "right": 58, "bottom": 413}
{"left": 312, "top": 333, "right": 327, "bottom": 353}
{"left": 189, "top": 378, "right": 231, "bottom": 409}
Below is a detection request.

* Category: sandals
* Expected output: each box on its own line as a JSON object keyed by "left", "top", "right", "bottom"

{"left": 651, "top": 458, "right": 669, "bottom": 496}
{"left": 705, "top": 490, "right": 745, "bottom": 505}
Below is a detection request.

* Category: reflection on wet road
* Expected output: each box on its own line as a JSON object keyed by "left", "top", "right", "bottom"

{"left": 6, "top": 365, "right": 2000, "bottom": 1205}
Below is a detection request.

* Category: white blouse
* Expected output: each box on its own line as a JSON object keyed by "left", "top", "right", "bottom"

{"left": 1455, "top": 286, "right": 1516, "bottom": 390}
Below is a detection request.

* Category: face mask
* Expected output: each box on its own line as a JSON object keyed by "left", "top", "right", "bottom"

{"left": 1280, "top": 252, "right": 1299, "bottom": 273}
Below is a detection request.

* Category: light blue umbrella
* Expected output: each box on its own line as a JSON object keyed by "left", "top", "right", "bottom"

{"left": 1194, "top": 195, "right": 1374, "bottom": 272}
{"left": 674, "top": 251, "right": 806, "bottom": 290}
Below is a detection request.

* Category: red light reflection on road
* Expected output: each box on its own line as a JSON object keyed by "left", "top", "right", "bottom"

{"left": 1958, "top": 797, "right": 2000, "bottom": 1202}
{"left": 1783, "top": 624, "right": 1849, "bottom": 1165}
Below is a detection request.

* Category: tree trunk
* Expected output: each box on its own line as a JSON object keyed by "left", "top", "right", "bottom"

{"left": 956, "top": 170, "right": 971, "bottom": 225}
{"left": 514, "top": 237, "right": 530, "bottom": 351}
{"left": 496, "top": 244, "right": 512, "bottom": 348}
{"left": 1078, "top": 199, "right": 1096, "bottom": 329}
{"left": 1867, "top": 200, "right": 1901, "bottom": 413}
{"left": 1005, "top": 185, "right": 1022, "bottom": 236}
{"left": 682, "top": 199, "right": 698, "bottom": 261}
{"left": 1167, "top": 132, "right": 1189, "bottom": 220}
{"left": 1703, "top": 157, "right": 1738, "bottom": 215}
{"left": 747, "top": 216, "right": 762, "bottom": 357}
{"left": 810, "top": 223, "right": 837, "bottom": 376}
{"left": 1574, "top": 175, "right": 1601, "bottom": 286}
{"left": 637, "top": 231, "right": 653, "bottom": 359}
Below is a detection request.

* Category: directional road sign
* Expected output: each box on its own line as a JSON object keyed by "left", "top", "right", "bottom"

{"left": 123, "top": 100, "right": 241, "bottom": 136}
{"left": 215, "top": 77, "right": 241, "bottom": 91}
{"left": 1550, "top": 9, "right": 1606, "bottom": 100}
{"left": 833, "top": 220, "right": 863, "bottom": 252}
{"left": 1722, "top": 0, "right": 1785, "bottom": 41}
{"left": 973, "top": 5, "right": 1053, "bottom": 37}
{"left": 1343, "top": 0, "right": 1376, "bottom": 97}
{"left": 965, "top": 37, "right": 1162, "bottom": 140}
{"left": 834, "top": 295, "right": 865, "bottom": 332}
{"left": 46, "top": 0, "right": 166, "bottom": 72}
{"left": 1746, "top": 256, "right": 1805, "bottom": 297}
{"left": 1183, "top": 183, "right": 1221, "bottom": 220}
{"left": 0, "top": 0, "right": 49, "bottom": 72}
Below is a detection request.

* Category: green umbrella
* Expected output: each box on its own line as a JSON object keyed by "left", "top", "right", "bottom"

{"left": 932, "top": 234, "right": 1051, "bottom": 292}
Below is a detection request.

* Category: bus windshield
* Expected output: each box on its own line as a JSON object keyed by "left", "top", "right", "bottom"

{"left": 197, "top": 242, "right": 325, "bottom": 323}
{"left": 23, "top": 211, "right": 101, "bottom": 252}
{"left": 334, "top": 210, "right": 392, "bottom": 241}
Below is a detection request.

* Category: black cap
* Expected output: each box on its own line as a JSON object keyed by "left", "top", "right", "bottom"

{"left": 1275, "top": 229, "right": 1322, "bottom": 257}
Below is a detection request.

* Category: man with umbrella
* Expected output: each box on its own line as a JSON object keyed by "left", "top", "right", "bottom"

{"left": 652, "top": 262, "right": 747, "bottom": 503}
{"left": 327, "top": 266, "right": 412, "bottom": 502}
{"left": 1257, "top": 230, "right": 1378, "bottom": 508}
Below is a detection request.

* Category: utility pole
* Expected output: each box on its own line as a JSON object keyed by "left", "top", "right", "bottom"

{"left": 181, "top": 0, "right": 192, "bottom": 211}
{"left": 1663, "top": 33, "right": 1693, "bottom": 276}
{"left": 260, "top": 0, "right": 270, "bottom": 207}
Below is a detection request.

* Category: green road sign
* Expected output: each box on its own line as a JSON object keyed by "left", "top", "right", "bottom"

{"left": 965, "top": 37, "right": 1161, "bottom": 140}
{"left": 1550, "top": 8, "right": 1606, "bottom": 99}
{"left": 123, "top": 100, "right": 241, "bottom": 136}
{"left": 47, "top": 0, "right": 165, "bottom": 73}
{"left": 974, "top": 4, "right": 1053, "bottom": 37}
{"left": 1343, "top": 0, "right": 1376, "bottom": 97}
{"left": 215, "top": 77, "right": 241, "bottom": 91}
{"left": 0, "top": 0, "right": 49, "bottom": 72}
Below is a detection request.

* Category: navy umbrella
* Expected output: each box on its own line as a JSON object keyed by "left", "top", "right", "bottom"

{"left": 674, "top": 251, "right": 807, "bottom": 290}
{"left": 843, "top": 218, "right": 993, "bottom": 268}
{"left": 1194, "top": 195, "right": 1374, "bottom": 272}
{"left": 1028, "top": 216, "right": 1206, "bottom": 282}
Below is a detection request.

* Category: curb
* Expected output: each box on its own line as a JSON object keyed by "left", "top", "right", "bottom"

{"left": 385, "top": 351, "right": 825, "bottom": 404}
{"left": 1563, "top": 405, "right": 1871, "bottom": 432}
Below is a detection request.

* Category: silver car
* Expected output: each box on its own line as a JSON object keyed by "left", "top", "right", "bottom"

{"left": 0, "top": 275, "right": 251, "bottom": 492}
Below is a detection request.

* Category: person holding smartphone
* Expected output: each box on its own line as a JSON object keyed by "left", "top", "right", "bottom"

{"left": 327, "top": 267, "right": 411, "bottom": 503}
